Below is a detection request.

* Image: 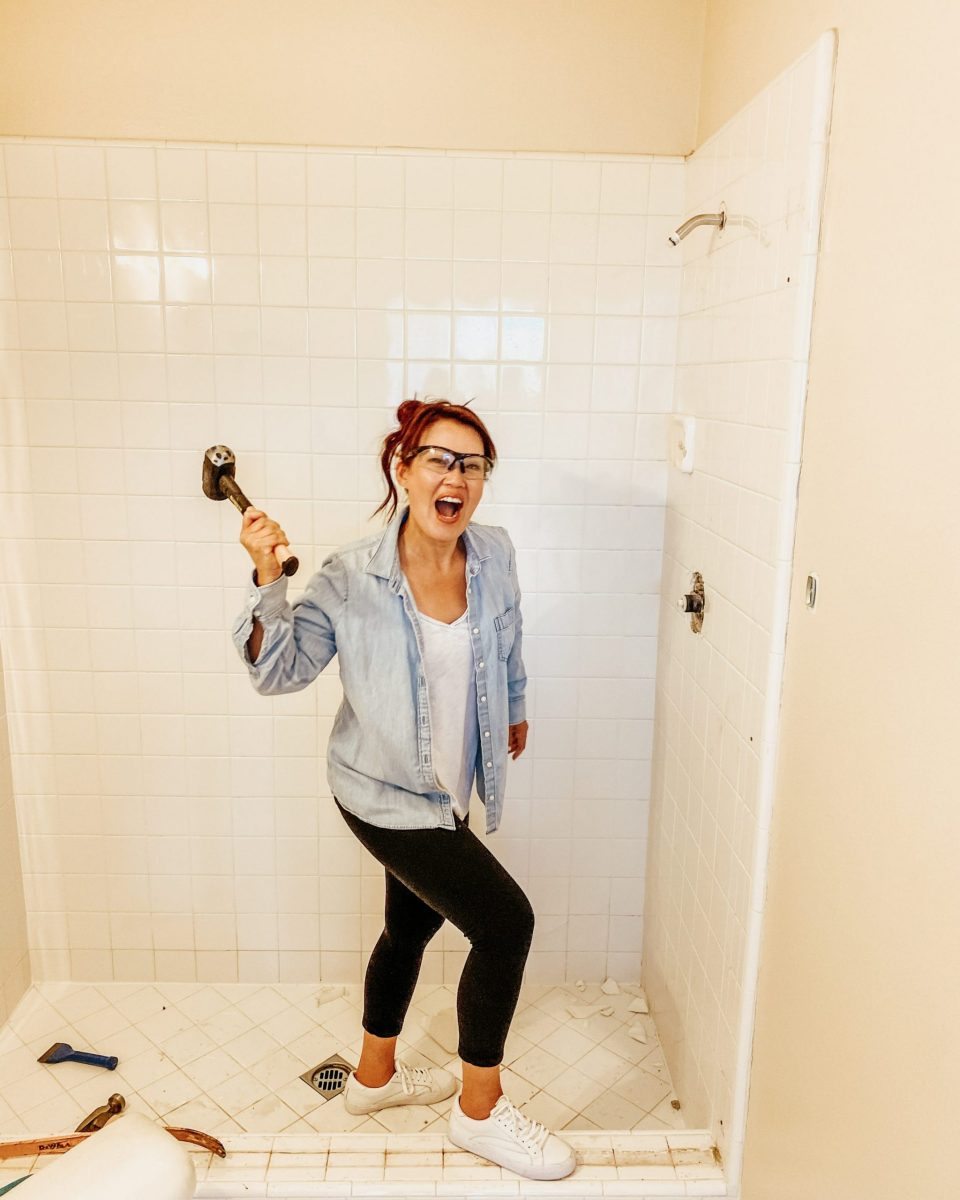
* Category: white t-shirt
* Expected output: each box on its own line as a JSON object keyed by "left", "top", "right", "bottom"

{"left": 416, "top": 606, "right": 478, "bottom": 821}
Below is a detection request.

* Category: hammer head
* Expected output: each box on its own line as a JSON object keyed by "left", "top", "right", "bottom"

{"left": 202, "top": 444, "right": 236, "bottom": 500}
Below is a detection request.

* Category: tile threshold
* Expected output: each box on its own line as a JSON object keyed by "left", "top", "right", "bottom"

{"left": 183, "top": 1128, "right": 726, "bottom": 1198}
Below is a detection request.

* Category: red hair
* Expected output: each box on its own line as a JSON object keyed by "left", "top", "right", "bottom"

{"left": 372, "top": 395, "right": 497, "bottom": 522}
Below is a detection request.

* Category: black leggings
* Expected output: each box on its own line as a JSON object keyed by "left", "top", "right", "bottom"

{"left": 334, "top": 798, "right": 535, "bottom": 1068}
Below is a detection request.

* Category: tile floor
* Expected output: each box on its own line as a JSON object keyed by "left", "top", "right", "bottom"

{"left": 0, "top": 979, "right": 687, "bottom": 1139}
{"left": 0, "top": 981, "right": 727, "bottom": 1195}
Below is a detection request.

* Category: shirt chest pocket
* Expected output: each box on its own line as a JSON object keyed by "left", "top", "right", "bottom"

{"left": 494, "top": 606, "right": 517, "bottom": 660}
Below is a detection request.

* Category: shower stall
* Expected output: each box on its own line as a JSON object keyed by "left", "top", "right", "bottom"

{"left": 0, "top": 31, "right": 835, "bottom": 1198}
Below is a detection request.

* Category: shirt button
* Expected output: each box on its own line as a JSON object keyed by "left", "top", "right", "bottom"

{"left": 480, "top": 695, "right": 486, "bottom": 702}
{"left": 484, "top": 730, "right": 490, "bottom": 737}
{"left": 472, "top": 627, "right": 479, "bottom": 633}
{"left": 479, "top": 661, "right": 484, "bottom": 668}
{"left": 486, "top": 761, "right": 492, "bottom": 768}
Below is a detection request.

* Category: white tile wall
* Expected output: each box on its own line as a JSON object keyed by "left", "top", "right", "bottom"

{"left": 0, "top": 651, "right": 29, "bottom": 1024}
{"left": 0, "top": 177, "right": 31, "bottom": 1022}
{"left": 643, "top": 32, "right": 834, "bottom": 1171}
{"left": 0, "top": 138, "right": 683, "bottom": 987}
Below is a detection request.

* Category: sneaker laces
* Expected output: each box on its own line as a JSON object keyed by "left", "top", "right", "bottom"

{"left": 396, "top": 1060, "right": 433, "bottom": 1096}
{"left": 491, "top": 1094, "right": 550, "bottom": 1151}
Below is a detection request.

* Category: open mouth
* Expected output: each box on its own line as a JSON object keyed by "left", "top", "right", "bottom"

{"left": 434, "top": 496, "right": 464, "bottom": 522}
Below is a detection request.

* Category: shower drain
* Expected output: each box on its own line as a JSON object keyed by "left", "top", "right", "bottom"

{"left": 300, "top": 1053, "right": 356, "bottom": 1099}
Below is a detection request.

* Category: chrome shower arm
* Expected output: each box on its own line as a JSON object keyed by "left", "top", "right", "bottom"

{"left": 668, "top": 209, "right": 727, "bottom": 245}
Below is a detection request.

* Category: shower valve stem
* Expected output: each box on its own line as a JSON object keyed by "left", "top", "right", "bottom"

{"left": 678, "top": 572, "right": 706, "bottom": 633}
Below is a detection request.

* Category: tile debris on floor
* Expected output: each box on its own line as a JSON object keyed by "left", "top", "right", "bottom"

{"left": 0, "top": 979, "right": 685, "bottom": 1138}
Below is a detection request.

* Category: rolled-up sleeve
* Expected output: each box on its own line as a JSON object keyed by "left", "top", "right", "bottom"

{"left": 504, "top": 533, "right": 527, "bottom": 725}
{"left": 232, "top": 553, "right": 347, "bottom": 695}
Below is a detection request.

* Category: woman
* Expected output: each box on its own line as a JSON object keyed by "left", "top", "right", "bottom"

{"left": 233, "top": 398, "right": 576, "bottom": 1180}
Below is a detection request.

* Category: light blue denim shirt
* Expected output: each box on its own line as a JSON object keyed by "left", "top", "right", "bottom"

{"left": 232, "top": 504, "right": 526, "bottom": 834}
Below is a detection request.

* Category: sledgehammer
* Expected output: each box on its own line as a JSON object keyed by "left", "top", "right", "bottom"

{"left": 202, "top": 445, "right": 299, "bottom": 577}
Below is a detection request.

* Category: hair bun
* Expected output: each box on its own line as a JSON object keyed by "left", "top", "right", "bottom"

{"left": 396, "top": 398, "right": 423, "bottom": 426}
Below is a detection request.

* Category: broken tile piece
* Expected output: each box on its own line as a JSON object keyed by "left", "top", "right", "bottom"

{"left": 574, "top": 979, "right": 586, "bottom": 992}
{"left": 567, "top": 1002, "right": 607, "bottom": 1019}
{"left": 600, "top": 977, "right": 621, "bottom": 995}
{"left": 628, "top": 996, "right": 649, "bottom": 1014}
{"left": 314, "top": 985, "right": 345, "bottom": 1005}
{"left": 628, "top": 1022, "right": 648, "bottom": 1043}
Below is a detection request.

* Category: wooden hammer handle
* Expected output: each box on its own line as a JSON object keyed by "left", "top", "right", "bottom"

{"left": 0, "top": 1126, "right": 226, "bottom": 1159}
{"left": 220, "top": 477, "right": 299, "bottom": 577}
{"left": 273, "top": 545, "right": 299, "bottom": 577}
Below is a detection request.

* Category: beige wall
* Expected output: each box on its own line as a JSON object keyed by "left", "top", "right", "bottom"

{"left": 0, "top": 0, "right": 704, "bottom": 154}
{"left": 699, "top": 3, "right": 959, "bottom": 1197}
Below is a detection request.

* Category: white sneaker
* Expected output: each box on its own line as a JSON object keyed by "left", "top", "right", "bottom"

{"left": 447, "top": 1093, "right": 577, "bottom": 1180}
{"left": 343, "top": 1059, "right": 458, "bottom": 1115}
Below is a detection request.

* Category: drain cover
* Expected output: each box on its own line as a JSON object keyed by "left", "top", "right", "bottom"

{"left": 300, "top": 1053, "right": 356, "bottom": 1099}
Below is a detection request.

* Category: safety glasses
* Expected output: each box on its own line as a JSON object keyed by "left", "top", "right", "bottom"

{"left": 404, "top": 445, "right": 494, "bottom": 479}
